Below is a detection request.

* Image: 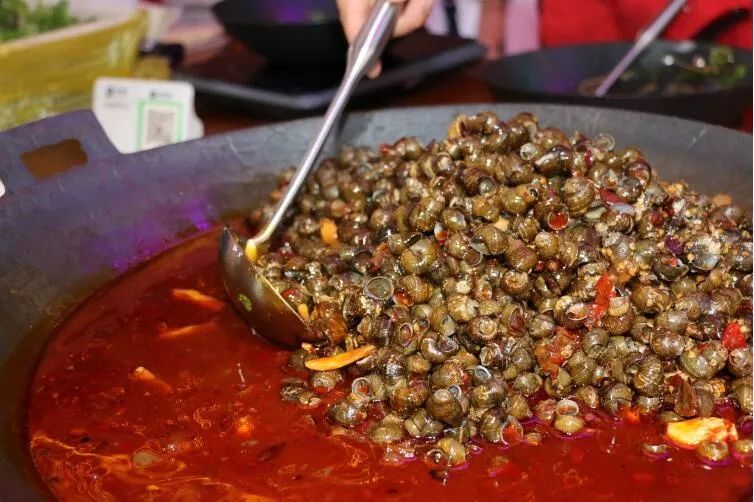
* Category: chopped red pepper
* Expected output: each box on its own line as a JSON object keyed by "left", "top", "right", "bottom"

{"left": 599, "top": 189, "right": 622, "bottom": 205}
{"left": 594, "top": 273, "right": 615, "bottom": 307}
{"left": 281, "top": 288, "right": 298, "bottom": 301}
{"left": 534, "top": 328, "right": 579, "bottom": 379}
{"left": 722, "top": 322, "right": 747, "bottom": 351}
{"left": 586, "top": 273, "right": 615, "bottom": 328}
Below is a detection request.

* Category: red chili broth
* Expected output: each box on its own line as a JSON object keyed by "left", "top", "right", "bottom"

{"left": 27, "top": 228, "right": 753, "bottom": 501}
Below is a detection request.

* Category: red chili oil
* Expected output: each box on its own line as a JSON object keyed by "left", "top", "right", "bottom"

{"left": 27, "top": 228, "right": 753, "bottom": 501}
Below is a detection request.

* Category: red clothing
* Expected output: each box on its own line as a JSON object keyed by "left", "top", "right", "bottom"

{"left": 540, "top": 0, "right": 752, "bottom": 49}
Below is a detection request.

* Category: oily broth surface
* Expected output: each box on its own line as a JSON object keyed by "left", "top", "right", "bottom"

{"left": 27, "top": 228, "right": 752, "bottom": 501}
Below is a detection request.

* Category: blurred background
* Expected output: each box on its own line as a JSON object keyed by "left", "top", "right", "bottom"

{"left": 0, "top": 0, "right": 751, "bottom": 144}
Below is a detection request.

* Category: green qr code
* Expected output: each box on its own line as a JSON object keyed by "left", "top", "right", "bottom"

{"left": 138, "top": 101, "right": 184, "bottom": 150}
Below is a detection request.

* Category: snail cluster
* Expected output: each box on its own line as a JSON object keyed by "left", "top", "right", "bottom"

{"left": 250, "top": 111, "right": 753, "bottom": 468}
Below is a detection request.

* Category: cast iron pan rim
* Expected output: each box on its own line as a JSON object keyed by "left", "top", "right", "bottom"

{"left": 345, "top": 102, "right": 753, "bottom": 143}
{"left": 485, "top": 40, "right": 753, "bottom": 101}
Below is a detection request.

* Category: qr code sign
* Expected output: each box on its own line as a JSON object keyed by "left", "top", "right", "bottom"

{"left": 138, "top": 102, "right": 183, "bottom": 150}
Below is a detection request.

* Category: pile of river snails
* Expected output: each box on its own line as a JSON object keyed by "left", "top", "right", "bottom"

{"left": 249, "top": 111, "right": 753, "bottom": 469}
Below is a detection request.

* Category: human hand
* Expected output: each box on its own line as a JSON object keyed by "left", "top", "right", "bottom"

{"left": 336, "top": 0, "right": 435, "bottom": 78}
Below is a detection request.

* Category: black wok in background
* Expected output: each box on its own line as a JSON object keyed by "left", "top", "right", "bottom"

{"left": 478, "top": 41, "right": 753, "bottom": 127}
{"left": 212, "top": 0, "right": 347, "bottom": 67}
{"left": 0, "top": 104, "right": 751, "bottom": 499}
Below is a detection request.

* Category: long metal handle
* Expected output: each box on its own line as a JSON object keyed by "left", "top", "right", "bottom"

{"left": 249, "top": 0, "right": 398, "bottom": 247}
{"left": 594, "top": 0, "right": 686, "bottom": 97}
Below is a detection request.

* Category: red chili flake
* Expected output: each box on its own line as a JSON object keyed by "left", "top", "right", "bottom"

{"left": 535, "top": 329, "right": 579, "bottom": 379}
{"left": 535, "top": 261, "right": 546, "bottom": 272}
{"left": 599, "top": 188, "right": 622, "bottom": 205}
{"left": 281, "top": 288, "right": 298, "bottom": 301}
{"left": 585, "top": 273, "right": 615, "bottom": 328}
{"left": 594, "top": 273, "right": 615, "bottom": 307}
{"left": 379, "top": 143, "right": 392, "bottom": 155}
{"left": 722, "top": 322, "right": 747, "bottom": 351}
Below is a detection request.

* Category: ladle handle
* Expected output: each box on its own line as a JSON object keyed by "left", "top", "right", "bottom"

{"left": 249, "top": 0, "right": 399, "bottom": 246}
{"left": 594, "top": 0, "right": 686, "bottom": 97}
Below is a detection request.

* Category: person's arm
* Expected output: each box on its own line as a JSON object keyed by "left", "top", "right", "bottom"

{"left": 478, "top": 0, "right": 506, "bottom": 59}
{"left": 336, "top": 0, "right": 435, "bottom": 77}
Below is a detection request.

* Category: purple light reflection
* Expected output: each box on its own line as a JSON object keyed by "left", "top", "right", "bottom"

{"left": 89, "top": 192, "right": 217, "bottom": 274}
{"left": 265, "top": 0, "right": 336, "bottom": 24}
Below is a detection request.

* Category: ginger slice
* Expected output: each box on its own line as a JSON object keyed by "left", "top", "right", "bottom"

{"left": 304, "top": 345, "right": 376, "bottom": 371}
{"left": 666, "top": 417, "right": 738, "bottom": 449}
{"left": 130, "top": 367, "right": 172, "bottom": 393}
{"left": 320, "top": 218, "right": 338, "bottom": 246}
{"left": 159, "top": 321, "right": 216, "bottom": 340}
{"left": 297, "top": 303, "right": 310, "bottom": 322}
{"left": 245, "top": 241, "right": 258, "bottom": 262}
{"left": 171, "top": 288, "right": 225, "bottom": 312}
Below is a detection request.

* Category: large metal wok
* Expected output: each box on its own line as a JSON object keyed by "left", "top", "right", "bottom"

{"left": 477, "top": 41, "right": 753, "bottom": 127}
{"left": 0, "top": 104, "right": 751, "bottom": 499}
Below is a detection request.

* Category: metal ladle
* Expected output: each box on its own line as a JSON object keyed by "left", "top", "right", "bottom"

{"left": 219, "top": 0, "right": 398, "bottom": 347}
